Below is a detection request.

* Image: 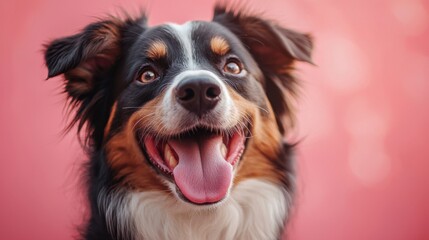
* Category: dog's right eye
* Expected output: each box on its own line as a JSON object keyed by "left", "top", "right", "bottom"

{"left": 137, "top": 67, "right": 159, "bottom": 84}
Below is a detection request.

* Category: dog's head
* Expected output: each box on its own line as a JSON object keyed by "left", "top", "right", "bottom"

{"left": 45, "top": 6, "right": 312, "bottom": 206}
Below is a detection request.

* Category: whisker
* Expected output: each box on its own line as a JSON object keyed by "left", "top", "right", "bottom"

{"left": 254, "top": 105, "right": 269, "bottom": 114}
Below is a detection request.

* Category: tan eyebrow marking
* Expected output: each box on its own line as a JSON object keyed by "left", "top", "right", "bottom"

{"left": 210, "top": 36, "right": 230, "bottom": 56}
{"left": 146, "top": 41, "right": 167, "bottom": 59}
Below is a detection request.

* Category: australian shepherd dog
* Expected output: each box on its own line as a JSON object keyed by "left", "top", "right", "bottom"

{"left": 44, "top": 4, "right": 312, "bottom": 240}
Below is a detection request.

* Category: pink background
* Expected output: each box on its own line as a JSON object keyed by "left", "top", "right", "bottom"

{"left": 1, "top": 0, "right": 429, "bottom": 239}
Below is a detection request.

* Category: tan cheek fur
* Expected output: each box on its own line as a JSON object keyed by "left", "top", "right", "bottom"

{"left": 227, "top": 89, "right": 285, "bottom": 185}
{"left": 105, "top": 97, "right": 167, "bottom": 190}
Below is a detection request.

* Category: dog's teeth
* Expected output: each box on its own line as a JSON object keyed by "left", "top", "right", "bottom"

{"left": 164, "top": 144, "right": 178, "bottom": 169}
{"left": 168, "top": 154, "right": 178, "bottom": 169}
{"left": 221, "top": 143, "right": 227, "bottom": 159}
{"left": 164, "top": 144, "right": 172, "bottom": 162}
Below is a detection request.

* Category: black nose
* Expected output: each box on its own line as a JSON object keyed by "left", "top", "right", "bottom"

{"left": 175, "top": 77, "right": 221, "bottom": 116}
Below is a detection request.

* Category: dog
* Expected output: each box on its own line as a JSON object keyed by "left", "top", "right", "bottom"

{"left": 44, "top": 4, "right": 312, "bottom": 240}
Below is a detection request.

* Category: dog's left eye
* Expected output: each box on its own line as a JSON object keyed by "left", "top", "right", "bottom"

{"left": 223, "top": 59, "right": 243, "bottom": 75}
{"left": 138, "top": 67, "right": 159, "bottom": 83}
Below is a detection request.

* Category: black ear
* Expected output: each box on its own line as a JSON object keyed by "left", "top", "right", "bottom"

{"left": 44, "top": 16, "right": 146, "bottom": 145}
{"left": 45, "top": 20, "right": 123, "bottom": 99}
{"left": 213, "top": 5, "right": 313, "bottom": 134}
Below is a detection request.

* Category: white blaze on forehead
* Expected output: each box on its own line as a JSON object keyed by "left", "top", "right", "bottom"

{"left": 166, "top": 22, "right": 196, "bottom": 69}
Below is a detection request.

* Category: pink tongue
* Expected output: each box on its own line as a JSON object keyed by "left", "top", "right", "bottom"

{"left": 169, "top": 135, "right": 232, "bottom": 204}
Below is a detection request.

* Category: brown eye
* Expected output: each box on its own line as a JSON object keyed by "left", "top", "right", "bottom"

{"left": 223, "top": 60, "right": 242, "bottom": 75}
{"left": 139, "top": 68, "right": 159, "bottom": 83}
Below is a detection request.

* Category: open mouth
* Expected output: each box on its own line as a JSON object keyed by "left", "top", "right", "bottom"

{"left": 140, "top": 127, "right": 247, "bottom": 205}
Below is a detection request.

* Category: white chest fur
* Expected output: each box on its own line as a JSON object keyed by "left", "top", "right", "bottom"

{"left": 101, "top": 179, "right": 290, "bottom": 240}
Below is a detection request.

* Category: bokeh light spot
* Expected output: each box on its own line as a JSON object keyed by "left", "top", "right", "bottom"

{"left": 321, "top": 36, "right": 370, "bottom": 94}
{"left": 348, "top": 146, "right": 391, "bottom": 186}
{"left": 391, "top": 0, "right": 428, "bottom": 36}
{"left": 344, "top": 98, "right": 392, "bottom": 185}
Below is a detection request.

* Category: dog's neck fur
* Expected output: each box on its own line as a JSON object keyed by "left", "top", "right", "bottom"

{"left": 100, "top": 179, "right": 290, "bottom": 240}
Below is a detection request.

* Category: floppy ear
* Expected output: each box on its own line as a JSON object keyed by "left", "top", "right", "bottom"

{"left": 44, "top": 16, "right": 146, "bottom": 145}
{"left": 45, "top": 20, "right": 123, "bottom": 99}
{"left": 213, "top": 5, "right": 313, "bottom": 134}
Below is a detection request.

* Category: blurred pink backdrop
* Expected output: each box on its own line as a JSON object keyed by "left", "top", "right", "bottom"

{"left": 1, "top": 0, "right": 429, "bottom": 239}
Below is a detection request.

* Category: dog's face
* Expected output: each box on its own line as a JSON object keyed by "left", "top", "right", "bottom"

{"left": 45, "top": 7, "right": 312, "bottom": 206}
